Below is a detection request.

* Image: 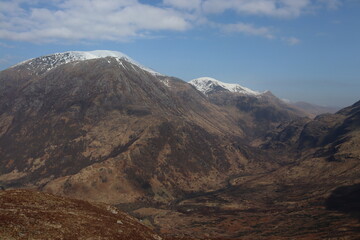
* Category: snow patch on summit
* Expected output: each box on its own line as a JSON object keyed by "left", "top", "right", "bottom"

{"left": 12, "top": 50, "right": 162, "bottom": 76}
{"left": 189, "top": 77, "right": 262, "bottom": 96}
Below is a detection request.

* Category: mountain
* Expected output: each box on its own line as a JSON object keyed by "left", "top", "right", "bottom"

{"left": 12, "top": 50, "right": 161, "bottom": 76}
{"left": 0, "top": 51, "right": 277, "bottom": 206}
{"left": 1, "top": 51, "right": 359, "bottom": 239}
{"left": 0, "top": 189, "right": 163, "bottom": 240}
{"left": 189, "top": 77, "right": 338, "bottom": 119}
{"left": 262, "top": 99, "right": 360, "bottom": 158}
{"left": 189, "top": 77, "right": 262, "bottom": 96}
{"left": 190, "top": 77, "right": 309, "bottom": 139}
{"left": 299, "top": 100, "right": 360, "bottom": 159}
{"left": 150, "top": 100, "right": 360, "bottom": 239}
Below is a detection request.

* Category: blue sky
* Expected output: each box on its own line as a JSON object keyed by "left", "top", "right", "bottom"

{"left": 0, "top": 0, "right": 359, "bottom": 107}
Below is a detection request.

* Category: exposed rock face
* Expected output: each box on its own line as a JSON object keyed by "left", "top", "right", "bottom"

{"left": 0, "top": 189, "right": 163, "bottom": 240}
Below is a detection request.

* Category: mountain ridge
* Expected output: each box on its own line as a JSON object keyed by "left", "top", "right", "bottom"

{"left": 11, "top": 50, "right": 162, "bottom": 76}
{"left": 189, "top": 77, "right": 263, "bottom": 96}
{"left": 189, "top": 76, "right": 310, "bottom": 139}
{"left": 1, "top": 50, "right": 359, "bottom": 239}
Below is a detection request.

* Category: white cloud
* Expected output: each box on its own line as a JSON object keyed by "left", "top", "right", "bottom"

{"left": 317, "top": 0, "right": 342, "bottom": 9}
{"left": 222, "top": 23, "right": 275, "bottom": 39}
{"left": 0, "top": 0, "right": 191, "bottom": 42}
{"left": 202, "top": 0, "right": 311, "bottom": 18}
{"left": 0, "top": 0, "right": 342, "bottom": 43}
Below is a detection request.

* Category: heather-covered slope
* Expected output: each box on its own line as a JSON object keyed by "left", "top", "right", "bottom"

{"left": 0, "top": 189, "right": 163, "bottom": 240}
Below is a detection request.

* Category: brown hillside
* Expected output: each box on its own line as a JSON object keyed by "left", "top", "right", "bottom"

{"left": 0, "top": 189, "right": 163, "bottom": 240}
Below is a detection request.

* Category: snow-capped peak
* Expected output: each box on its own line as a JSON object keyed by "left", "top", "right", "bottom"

{"left": 189, "top": 77, "right": 261, "bottom": 96}
{"left": 12, "top": 50, "right": 161, "bottom": 76}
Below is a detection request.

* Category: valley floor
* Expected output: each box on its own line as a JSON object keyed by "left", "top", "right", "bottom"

{"left": 120, "top": 158, "right": 360, "bottom": 239}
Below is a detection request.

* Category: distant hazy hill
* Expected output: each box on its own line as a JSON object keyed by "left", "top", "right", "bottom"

{"left": 292, "top": 101, "right": 340, "bottom": 116}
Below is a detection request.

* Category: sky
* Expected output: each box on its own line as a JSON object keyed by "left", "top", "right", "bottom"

{"left": 0, "top": 0, "right": 359, "bottom": 107}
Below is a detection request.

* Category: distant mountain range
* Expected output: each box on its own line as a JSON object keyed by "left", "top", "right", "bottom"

{"left": 0, "top": 50, "right": 359, "bottom": 239}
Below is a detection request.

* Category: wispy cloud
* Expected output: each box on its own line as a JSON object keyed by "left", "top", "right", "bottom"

{"left": 0, "top": 42, "right": 14, "bottom": 48}
{"left": 202, "top": 0, "right": 310, "bottom": 18}
{"left": 202, "top": 0, "right": 342, "bottom": 17}
{"left": 0, "top": 54, "right": 18, "bottom": 67}
{"left": 318, "top": 0, "right": 342, "bottom": 10}
{"left": 222, "top": 23, "right": 275, "bottom": 39}
{"left": 282, "top": 37, "right": 301, "bottom": 45}
{"left": 163, "top": 0, "right": 202, "bottom": 11}
{"left": 0, "top": 0, "right": 341, "bottom": 43}
{"left": 0, "top": 57, "right": 9, "bottom": 65}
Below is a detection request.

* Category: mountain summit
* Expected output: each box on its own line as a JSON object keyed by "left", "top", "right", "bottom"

{"left": 189, "top": 76, "right": 308, "bottom": 138}
{"left": 189, "top": 77, "right": 262, "bottom": 96}
{"left": 12, "top": 50, "right": 161, "bottom": 76}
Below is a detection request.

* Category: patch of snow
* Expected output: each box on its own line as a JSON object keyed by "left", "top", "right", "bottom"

{"left": 281, "top": 98, "right": 292, "bottom": 103}
{"left": 159, "top": 78, "right": 171, "bottom": 87}
{"left": 11, "top": 50, "right": 162, "bottom": 76}
{"left": 116, "top": 58, "right": 127, "bottom": 70}
{"left": 189, "top": 77, "right": 262, "bottom": 96}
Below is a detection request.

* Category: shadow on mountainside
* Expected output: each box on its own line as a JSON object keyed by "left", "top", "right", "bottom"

{"left": 326, "top": 184, "right": 360, "bottom": 221}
